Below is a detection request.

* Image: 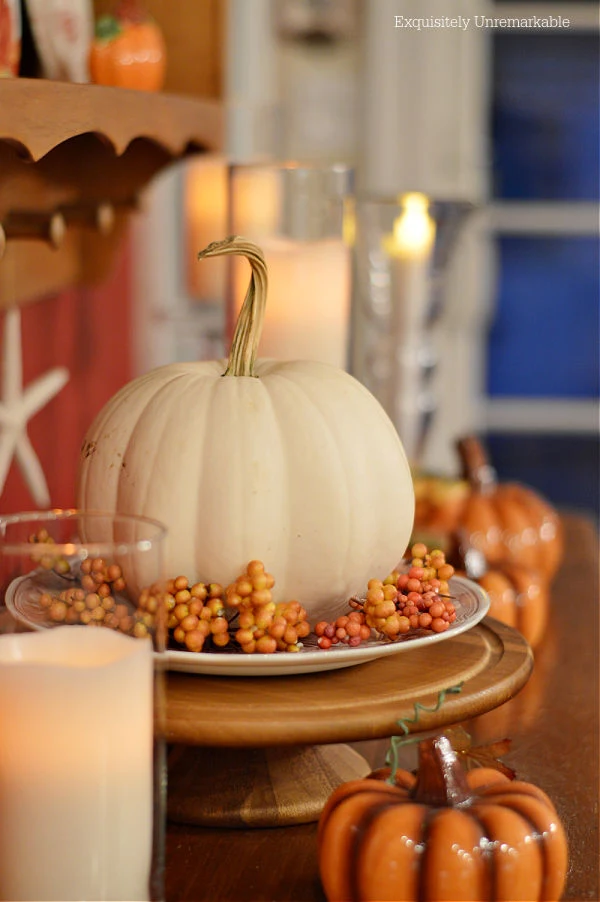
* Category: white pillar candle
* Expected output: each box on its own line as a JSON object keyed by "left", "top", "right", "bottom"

{"left": 384, "top": 193, "right": 436, "bottom": 335}
{"left": 233, "top": 236, "right": 351, "bottom": 369}
{"left": 0, "top": 627, "right": 154, "bottom": 902}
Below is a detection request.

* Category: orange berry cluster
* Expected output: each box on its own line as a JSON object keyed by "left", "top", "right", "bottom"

{"left": 40, "top": 586, "right": 139, "bottom": 634}
{"left": 314, "top": 611, "right": 372, "bottom": 650}
{"left": 139, "top": 576, "right": 228, "bottom": 653}
{"left": 30, "top": 541, "right": 459, "bottom": 655}
{"left": 28, "top": 528, "right": 71, "bottom": 575}
{"left": 80, "top": 557, "right": 127, "bottom": 595}
{"left": 38, "top": 557, "right": 143, "bottom": 634}
{"left": 226, "top": 561, "right": 310, "bottom": 654}
{"left": 363, "top": 542, "right": 457, "bottom": 639}
{"left": 139, "top": 561, "right": 311, "bottom": 655}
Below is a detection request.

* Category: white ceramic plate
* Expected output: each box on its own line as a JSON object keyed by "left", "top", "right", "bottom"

{"left": 4, "top": 573, "right": 489, "bottom": 677}
{"left": 165, "top": 576, "right": 489, "bottom": 676}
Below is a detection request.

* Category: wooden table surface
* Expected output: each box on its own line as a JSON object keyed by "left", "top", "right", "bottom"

{"left": 165, "top": 513, "right": 599, "bottom": 902}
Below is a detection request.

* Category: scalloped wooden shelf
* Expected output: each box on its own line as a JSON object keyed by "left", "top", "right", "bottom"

{"left": 0, "top": 79, "right": 224, "bottom": 308}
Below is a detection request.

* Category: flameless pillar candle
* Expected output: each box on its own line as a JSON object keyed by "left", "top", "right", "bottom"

{"left": 234, "top": 235, "right": 351, "bottom": 369}
{"left": 383, "top": 193, "right": 436, "bottom": 456}
{"left": 0, "top": 626, "right": 154, "bottom": 902}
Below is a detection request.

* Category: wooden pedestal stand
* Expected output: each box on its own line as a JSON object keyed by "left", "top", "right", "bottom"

{"left": 165, "top": 616, "right": 533, "bottom": 827}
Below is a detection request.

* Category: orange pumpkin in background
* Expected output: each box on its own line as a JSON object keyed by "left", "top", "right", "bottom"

{"left": 456, "top": 436, "right": 564, "bottom": 580}
{"left": 413, "top": 436, "right": 564, "bottom": 581}
{"left": 90, "top": 0, "right": 166, "bottom": 91}
{"left": 318, "top": 734, "right": 568, "bottom": 902}
{"left": 476, "top": 559, "right": 549, "bottom": 648}
{"left": 413, "top": 435, "right": 563, "bottom": 650}
{"left": 448, "top": 534, "right": 549, "bottom": 649}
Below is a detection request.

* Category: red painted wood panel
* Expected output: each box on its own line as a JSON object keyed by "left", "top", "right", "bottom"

{"left": 0, "top": 239, "right": 133, "bottom": 514}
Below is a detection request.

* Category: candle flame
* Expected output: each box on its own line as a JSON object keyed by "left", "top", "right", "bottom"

{"left": 393, "top": 193, "right": 435, "bottom": 255}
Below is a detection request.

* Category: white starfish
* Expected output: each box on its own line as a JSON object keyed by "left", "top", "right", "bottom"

{"left": 0, "top": 307, "right": 69, "bottom": 507}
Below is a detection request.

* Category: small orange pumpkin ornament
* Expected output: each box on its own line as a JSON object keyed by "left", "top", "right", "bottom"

{"left": 457, "top": 436, "right": 564, "bottom": 579}
{"left": 476, "top": 559, "right": 548, "bottom": 648}
{"left": 451, "top": 535, "right": 549, "bottom": 649}
{"left": 89, "top": 0, "right": 166, "bottom": 91}
{"left": 318, "top": 734, "right": 568, "bottom": 902}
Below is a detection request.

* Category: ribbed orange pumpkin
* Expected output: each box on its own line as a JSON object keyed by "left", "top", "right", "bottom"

{"left": 318, "top": 735, "right": 568, "bottom": 902}
{"left": 410, "top": 527, "right": 550, "bottom": 649}
{"left": 476, "top": 560, "right": 549, "bottom": 648}
{"left": 457, "top": 437, "right": 563, "bottom": 580}
{"left": 451, "top": 536, "right": 549, "bottom": 649}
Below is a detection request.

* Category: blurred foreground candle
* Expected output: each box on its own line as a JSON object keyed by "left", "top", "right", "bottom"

{"left": 228, "top": 162, "right": 353, "bottom": 369}
{"left": 0, "top": 627, "right": 154, "bottom": 902}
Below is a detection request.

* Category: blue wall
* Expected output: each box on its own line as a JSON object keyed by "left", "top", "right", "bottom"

{"left": 492, "top": 33, "right": 599, "bottom": 201}
{"left": 484, "top": 31, "right": 599, "bottom": 517}
{"left": 487, "top": 32, "right": 599, "bottom": 402}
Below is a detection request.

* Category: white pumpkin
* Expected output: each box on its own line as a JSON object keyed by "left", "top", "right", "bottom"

{"left": 77, "top": 237, "right": 414, "bottom": 623}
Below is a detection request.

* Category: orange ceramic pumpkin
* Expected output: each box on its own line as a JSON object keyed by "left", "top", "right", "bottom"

{"left": 318, "top": 735, "right": 568, "bottom": 902}
{"left": 457, "top": 436, "right": 563, "bottom": 579}
{"left": 90, "top": 0, "right": 166, "bottom": 91}
{"left": 451, "top": 533, "right": 549, "bottom": 648}
{"left": 476, "top": 560, "right": 549, "bottom": 648}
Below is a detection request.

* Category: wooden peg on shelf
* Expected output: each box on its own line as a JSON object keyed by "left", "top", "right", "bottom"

{"left": 114, "top": 195, "right": 141, "bottom": 214}
{"left": 59, "top": 202, "right": 116, "bottom": 236}
{"left": 0, "top": 211, "right": 66, "bottom": 260}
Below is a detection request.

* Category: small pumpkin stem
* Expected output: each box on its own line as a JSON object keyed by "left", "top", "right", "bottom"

{"left": 197, "top": 236, "right": 268, "bottom": 378}
{"left": 457, "top": 435, "right": 497, "bottom": 495}
{"left": 410, "top": 735, "right": 472, "bottom": 807}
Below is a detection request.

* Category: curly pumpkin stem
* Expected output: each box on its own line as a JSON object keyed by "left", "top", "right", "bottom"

{"left": 411, "top": 735, "right": 472, "bottom": 807}
{"left": 197, "top": 235, "right": 268, "bottom": 378}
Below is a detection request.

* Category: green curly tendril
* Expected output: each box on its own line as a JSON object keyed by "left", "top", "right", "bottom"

{"left": 385, "top": 682, "right": 464, "bottom": 783}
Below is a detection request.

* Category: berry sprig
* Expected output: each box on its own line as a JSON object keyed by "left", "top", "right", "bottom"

{"left": 37, "top": 556, "right": 137, "bottom": 632}
{"left": 362, "top": 542, "right": 457, "bottom": 640}
{"left": 39, "top": 585, "right": 134, "bottom": 633}
{"left": 137, "top": 561, "right": 312, "bottom": 655}
{"left": 28, "top": 528, "right": 71, "bottom": 576}
{"left": 139, "top": 576, "right": 228, "bottom": 652}
{"left": 314, "top": 543, "right": 458, "bottom": 650}
{"left": 314, "top": 611, "right": 371, "bottom": 649}
{"left": 31, "top": 543, "right": 460, "bottom": 655}
{"left": 226, "top": 561, "right": 310, "bottom": 654}
{"left": 80, "top": 557, "right": 127, "bottom": 595}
